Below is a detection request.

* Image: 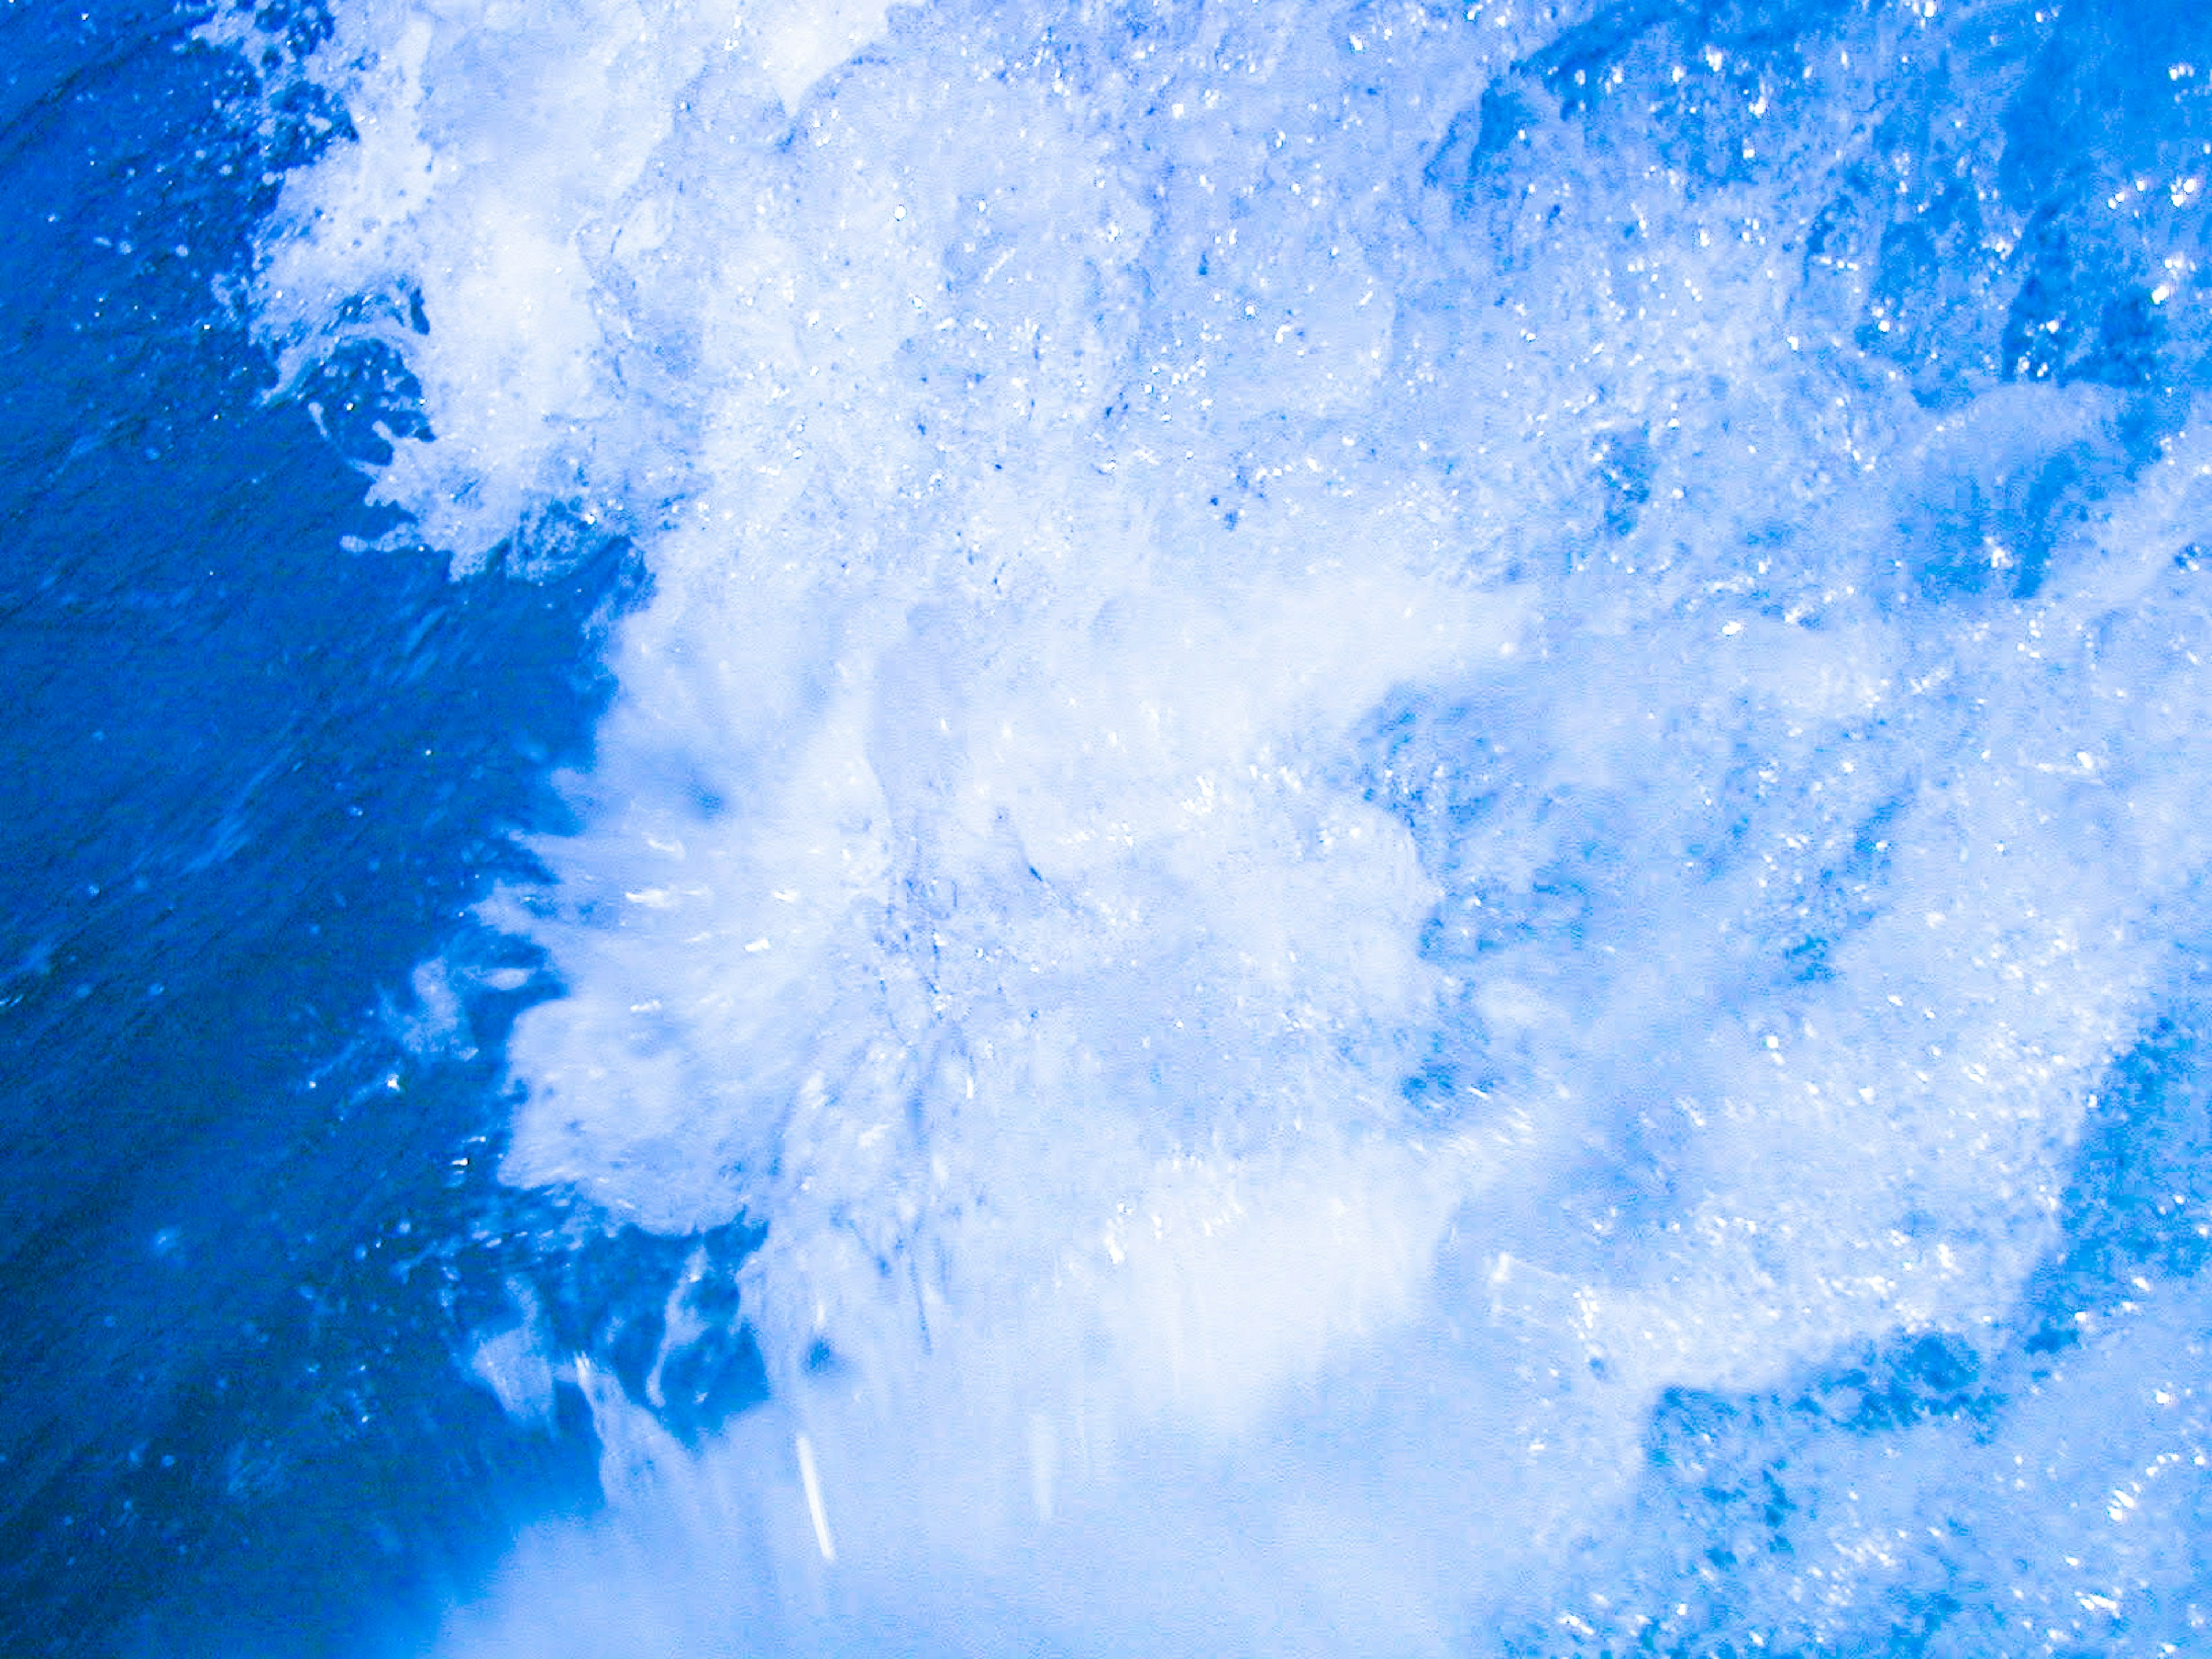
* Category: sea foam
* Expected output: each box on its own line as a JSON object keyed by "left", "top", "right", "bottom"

{"left": 241, "top": 0, "right": 2212, "bottom": 1649}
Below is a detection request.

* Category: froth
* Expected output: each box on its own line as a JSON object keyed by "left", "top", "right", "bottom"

{"left": 245, "top": 0, "right": 2212, "bottom": 1646}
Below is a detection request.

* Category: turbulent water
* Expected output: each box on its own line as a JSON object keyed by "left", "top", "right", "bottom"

{"left": 10, "top": 0, "right": 2212, "bottom": 1653}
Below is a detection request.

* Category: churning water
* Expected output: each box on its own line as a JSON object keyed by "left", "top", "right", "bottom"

{"left": 11, "top": 0, "right": 2212, "bottom": 1653}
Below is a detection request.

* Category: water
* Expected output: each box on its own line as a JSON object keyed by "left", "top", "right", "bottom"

{"left": 7, "top": 0, "right": 2212, "bottom": 1653}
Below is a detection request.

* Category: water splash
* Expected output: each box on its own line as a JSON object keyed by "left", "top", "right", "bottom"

{"left": 238, "top": 0, "right": 2212, "bottom": 1648}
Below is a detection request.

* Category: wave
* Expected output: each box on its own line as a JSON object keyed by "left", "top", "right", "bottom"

{"left": 230, "top": 0, "right": 2212, "bottom": 1649}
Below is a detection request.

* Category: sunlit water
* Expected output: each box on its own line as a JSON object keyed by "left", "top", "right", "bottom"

{"left": 18, "top": 0, "right": 2212, "bottom": 1652}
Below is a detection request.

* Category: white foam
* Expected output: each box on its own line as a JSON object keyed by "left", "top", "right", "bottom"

{"left": 245, "top": 0, "right": 2212, "bottom": 1647}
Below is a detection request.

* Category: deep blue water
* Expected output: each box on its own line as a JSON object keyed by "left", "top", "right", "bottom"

{"left": 0, "top": 5, "right": 637, "bottom": 1648}
{"left": 7, "top": 0, "right": 2212, "bottom": 1654}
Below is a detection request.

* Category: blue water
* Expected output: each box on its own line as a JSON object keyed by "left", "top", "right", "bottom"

{"left": 0, "top": 5, "right": 635, "bottom": 1649}
{"left": 7, "top": 0, "right": 2212, "bottom": 1654}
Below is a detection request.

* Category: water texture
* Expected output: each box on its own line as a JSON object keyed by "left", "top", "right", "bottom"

{"left": 10, "top": 0, "right": 2212, "bottom": 1653}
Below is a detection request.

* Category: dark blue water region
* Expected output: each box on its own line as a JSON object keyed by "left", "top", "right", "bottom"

{"left": 5, "top": 1, "right": 2212, "bottom": 1656}
{"left": 0, "top": 3, "right": 698, "bottom": 1653}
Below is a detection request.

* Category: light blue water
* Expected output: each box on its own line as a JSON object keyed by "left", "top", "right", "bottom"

{"left": 8, "top": 0, "right": 2212, "bottom": 1653}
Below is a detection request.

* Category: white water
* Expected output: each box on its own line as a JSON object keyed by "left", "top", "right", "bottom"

{"left": 241, "top": 0, "right": 2212, "bottom": 1649}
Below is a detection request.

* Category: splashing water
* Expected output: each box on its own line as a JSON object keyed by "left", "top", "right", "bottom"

{"left": 234, "top": 0, "right": 2212, "bottom": 1649}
